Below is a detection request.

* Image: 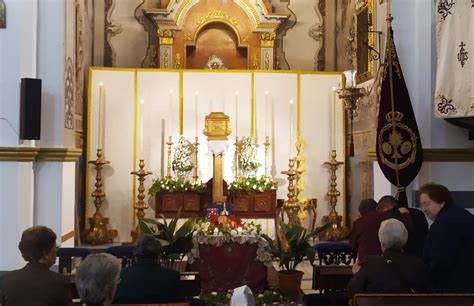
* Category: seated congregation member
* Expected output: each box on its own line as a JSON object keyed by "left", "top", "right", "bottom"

{"left": 75, "top": 253, "right": 121, "bottom": 306}
{"left": 349, "top": 197, "right": 413, "bottom": 260}
{"left": 347, "top": 219, "right": 431, "bottom": 296}
{"left": 420, "top": 183, "right": 474, "bottom": 292}
{"left": 114, "top": 234, "right": 182, "bottom": 303}
{"left": 0, "top": 226, "right": 72, "bottom": 306}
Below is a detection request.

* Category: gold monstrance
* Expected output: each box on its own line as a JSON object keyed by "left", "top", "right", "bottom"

{"left": 203, "top": 112, "right": 232, "bottom": 203}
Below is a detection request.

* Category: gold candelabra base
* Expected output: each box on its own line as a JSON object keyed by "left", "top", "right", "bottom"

{"left": 84, "top": 149, "right": 117, "bottom": 245}
{"left": 130, "top": 159, "right": 152, "bottom": 242}
{"left": 281, "top": 158, "right": 301, "bottom": 225}
{"left": 319, "top": 149, "right": 348, "bottom": 241}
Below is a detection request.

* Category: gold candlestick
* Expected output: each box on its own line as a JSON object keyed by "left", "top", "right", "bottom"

{"left": 130, "top": 159, "right": 152, "bottom": 242}
{"left": 319, "top": 149, "right": 347, "bottom": 241}
{"left": 264, "top": 136, "right": 270, "bottom": 178}
{"left": 166, "top": 136, "right": 173, "bottom": 179}
{"left": 84, "top": 149, "right": 117, "bottom": 245}
{"left": 281, "top": 158, "right": 301, "bottom": 225}
{"left": 234, "top": 136, "right": 240, "bottom": 179}
{"left": 192, "top": 136, "right": 199, "bottom": 183}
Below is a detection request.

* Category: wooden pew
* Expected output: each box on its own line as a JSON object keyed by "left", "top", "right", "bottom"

{"left": 352, "top": 293, "right": 474, "bottom": 306}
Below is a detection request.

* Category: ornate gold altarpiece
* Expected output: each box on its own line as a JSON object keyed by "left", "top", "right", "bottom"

{"left": 142, "top": 0, "right": 288, "bottom": 69}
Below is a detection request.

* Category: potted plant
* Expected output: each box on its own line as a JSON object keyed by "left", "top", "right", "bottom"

{"left": 261, "top": 220, "right": 329, "bottom": 297}
{"left": 139, "top": 209, "right": 196, "bottom": 269}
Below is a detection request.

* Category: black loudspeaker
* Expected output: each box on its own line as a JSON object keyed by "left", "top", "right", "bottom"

{"left": 20, "top": 78, "right": 42, "bottom": 140}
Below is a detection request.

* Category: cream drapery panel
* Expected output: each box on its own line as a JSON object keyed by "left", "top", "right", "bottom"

{"left": 435, "top": 0, "right": 473, "bottom": 118}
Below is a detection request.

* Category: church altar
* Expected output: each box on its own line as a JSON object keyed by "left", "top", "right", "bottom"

{"left": 86, "top": 68, "right": 345, "bottom": 241}
{"left": 187, "top": 235, "right": 271, "bottom": 293}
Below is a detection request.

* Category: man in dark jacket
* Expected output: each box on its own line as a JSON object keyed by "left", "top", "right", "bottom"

{"left": 114, "top": 234, "right": 182, "bottom": 303}
{"left": 347, "top": 219, "right": 431, "bottom": 295}
{"left": 0, "top": 226, "right": 72, "bottom": 306}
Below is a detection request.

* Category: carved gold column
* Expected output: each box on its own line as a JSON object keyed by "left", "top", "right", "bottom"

{"left": 157, "top": 29, "right": 176, "bottom": 69}
{"left": 281, "top": 158, "right": 301, "bottom": 225}
{"left": 258, "top": 32, "right": 276, "bottom": 70}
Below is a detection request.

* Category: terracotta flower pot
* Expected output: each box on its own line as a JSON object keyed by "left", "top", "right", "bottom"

{"left": 277, "top": 270, "right": 304, "bottom": 298}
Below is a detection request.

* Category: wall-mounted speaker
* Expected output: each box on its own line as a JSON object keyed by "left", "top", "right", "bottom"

{"left": 20, "top": 78, "right": 42, "bottom": 140}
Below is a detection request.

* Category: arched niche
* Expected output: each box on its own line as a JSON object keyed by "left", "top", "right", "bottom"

{"left": 186, "top": 21, "right": 248, "bottom": 69}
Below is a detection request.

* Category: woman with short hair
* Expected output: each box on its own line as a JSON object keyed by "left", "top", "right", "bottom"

{"left": 0, "top": 226, "right": 72, "bottom": 306}
{"left": 75, "top": 253, "right": 121, "bottom": 306}
{"left": 420, "top": 183, "right": 474, "bottom": 292}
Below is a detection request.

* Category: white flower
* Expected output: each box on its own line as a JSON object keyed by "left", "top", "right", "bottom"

{"left": 226, "top": 293, "right": 232, "bottom": 298}
{"left": 252, "top": 184, "right": 257, "bottom": 189}
{"left": 258, "top": 294, "right": 264, "bottom": 298}
{"left": 211, "top": 292, "right": 218, "bottom": 296}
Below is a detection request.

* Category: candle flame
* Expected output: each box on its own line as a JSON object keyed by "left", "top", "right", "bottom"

{"left": 140, "top": 99, "right": 144, "bottom": 105}
{"left": 265, "top": 90, "right": 269, "bottom": 95}
{"left": 99, "top": 82, "right": 103, "bottom": 87}
{"left": 289, "top": 99, "right": 294, "bottom": 105}
{"left": 333, "top": 86, "right": 337, "bottom": 92}
{"left": 195, "top": 90, "right": 198, "bottom": 95}
{"left": 169, "top": 89, "right": 173, "bottom": 94}
{"left": 235, "top": 91, "right": 238, "bottom": 95}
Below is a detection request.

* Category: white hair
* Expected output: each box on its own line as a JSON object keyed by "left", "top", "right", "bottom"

{"left": 75, "top": 253, "right": 121, "bottom": 304}
{"left": 378, "top": 219, "right": 408, "bottom": 251}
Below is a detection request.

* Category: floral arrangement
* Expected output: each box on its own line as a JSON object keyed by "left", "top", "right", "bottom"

{"left": 148, "top": 177, "right": 206, "bottom": 196}
{"left": 200, "top": 289, "right": 292, "bottom": 306}
{"left": 195, "top": 215, "right": 262, "bottom": 236}
{"left": 238, "top": 136, "right": 260, "bottom": 175}
{"left": 172, "top": 136, "right": 194, "bottom": 178}
{"left": 228, "top": 175, "right": 278, "bottom": 192}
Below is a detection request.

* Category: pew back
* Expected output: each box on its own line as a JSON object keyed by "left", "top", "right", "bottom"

{"left": 352, "top": 293, "right": 474, "bottom": 306}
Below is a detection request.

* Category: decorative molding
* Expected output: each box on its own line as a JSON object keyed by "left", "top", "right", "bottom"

{"left": 195, "top": 10, "right": 239, "bottom": 29}
{"left": 104, "top": 0, "right": 122, "bottom": 67}
{"left": 258, "top": 32, "right": 276, "bottom": 47}
{"left": 37, "top": 148, "right": 82, "bottom": 162}
{"left": 157, "top": 28, "right": 176, "bottom": 45}
{"left": 64, "top": 57, "right": 75, "bottom": 130}
{"left": 309, "top": 0, "right": 325, "bottom": 71}
{"left": 75, "top": 1, "right": 84, "bottom": 116}
{"left": 0, "top": 147, "right": 40, "bottom": 162}
{"left": 367, "top": 149, "right": 474, "bottom": 162}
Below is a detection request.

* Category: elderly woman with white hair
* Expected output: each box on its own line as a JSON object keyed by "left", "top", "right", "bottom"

{"left": 75, "top": 253, "right": 121, "bottom": 306}
{"left": 347, "top": 218, "right": 431, "bottom": 296}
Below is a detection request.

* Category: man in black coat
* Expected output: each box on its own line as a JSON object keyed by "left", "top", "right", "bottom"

{"left": 347, "top": 219, "right": 431, "bottom": 296}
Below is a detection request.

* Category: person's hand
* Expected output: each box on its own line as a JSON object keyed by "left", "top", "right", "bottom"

{"left": 399, "top": 207, "right": 409, "bottom": 214}
{"left": 352, "top": 261, "right": 361, "bottom": 274}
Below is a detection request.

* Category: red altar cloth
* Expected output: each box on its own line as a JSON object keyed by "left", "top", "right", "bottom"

{"left": 187, "top": 242, "right": 269, "bottom": 293}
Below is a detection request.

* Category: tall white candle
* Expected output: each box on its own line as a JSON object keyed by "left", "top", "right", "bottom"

{"left": 289, "top": 99, "right": 294, "bottom": 158}
{"left": 332, "top": 87, "right": 337, "bottom": 150}
{"left": 195, "top": 91, "right": 198, "bottom": 138}
{"left": 98, "top": 82, "right": 104, "bottom": 150}
{"left": 169, "top": 89, "right": 173, "bottom": 136}
{"left": 265, "top": 90, "right": 269, "bottom": 137}
{"left": 254, "top": 94, "right": 258, "bottom": 143}
{"left": 235, "top": 91, "right": 239, "bottom": 138}
{"left": 139, "top": 99, "right": 144, "bottom": 159}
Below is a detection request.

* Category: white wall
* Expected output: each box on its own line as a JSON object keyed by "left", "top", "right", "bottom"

{"left": 0, "top": 0, "right": 38, "bottom": 146}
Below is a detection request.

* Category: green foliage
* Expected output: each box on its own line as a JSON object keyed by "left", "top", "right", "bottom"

{"left": 261, "top": 220, "right": 330, "bottom": 271}
{"left": 139, "top": 209, "right": 196, "bottom": 264}
{"left": 148, "top": 177, "right": 206, "bottom": 196}
{"left": 228, "top": 176, "right": 278, "bottom": 192}
{"left": 200, "top": 289, "right": 292, "bottom": 306}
